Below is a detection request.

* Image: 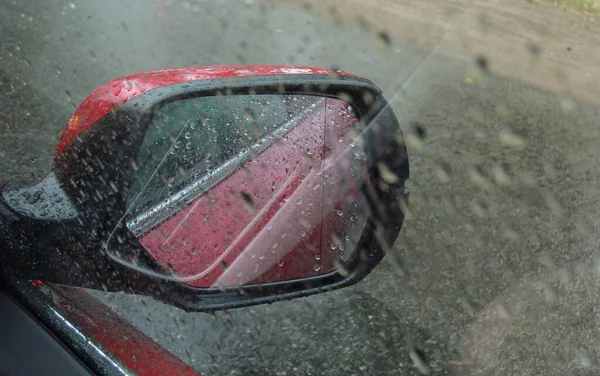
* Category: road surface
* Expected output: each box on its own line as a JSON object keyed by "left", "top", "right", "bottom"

{"left": 2, "top": 0, "right": 600, "bottom": 375}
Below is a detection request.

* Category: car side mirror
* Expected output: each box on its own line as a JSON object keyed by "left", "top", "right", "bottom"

{"left": 15, "top": 67, "right": 410, "bottom": 311}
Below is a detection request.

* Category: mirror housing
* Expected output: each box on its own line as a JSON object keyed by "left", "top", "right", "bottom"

{"left": 2, "top": 66, "right": 409, "bottom": 311}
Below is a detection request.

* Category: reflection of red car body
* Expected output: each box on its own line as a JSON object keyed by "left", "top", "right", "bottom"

{"left": 57, "top": 65, "right": 360, "bottom": 288}
{"left": 138, "top": 99, "right": 358, "bottom": 287}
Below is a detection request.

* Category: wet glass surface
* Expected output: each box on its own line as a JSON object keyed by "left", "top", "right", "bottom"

{"left": 111, "top": 94, "right": 364, "bottom": 285}
{"left": 2, "top": 0, "right": 600, "bottom": 375}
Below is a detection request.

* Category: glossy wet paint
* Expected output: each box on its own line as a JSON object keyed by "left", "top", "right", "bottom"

{"left": 55, "top": 66, "right": 355, "bottom": 155}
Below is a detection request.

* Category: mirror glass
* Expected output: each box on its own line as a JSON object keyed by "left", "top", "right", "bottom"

{"left": 107, "top": 93, "right": 370, "bottom": 288}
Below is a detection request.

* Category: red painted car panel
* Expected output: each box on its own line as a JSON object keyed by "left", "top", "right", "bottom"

{"left": 55, "top": 65, "right": 355, "bottom": 155}
{"left": 42, "top": 285, "right": 200, "bottom": 376}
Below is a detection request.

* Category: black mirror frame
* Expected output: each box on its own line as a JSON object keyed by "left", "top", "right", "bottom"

{"left": 50, "top": 73, "right": 409, "bottom": 312}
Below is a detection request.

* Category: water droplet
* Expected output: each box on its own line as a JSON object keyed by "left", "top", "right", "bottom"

{"left": 277, "top": 260, "right": 284, "bottom": 267}
{"left": 313, "top": 264, "right": 321, "bottom": 272}
{"left": 335, "top": 260, "right": 350, "bottom": 277}
{"left": 492, "top": 164, "right": 511, "bottom": 185}
{"left": 499, "top": 129, "right": 525, "bottom": 149}
{"left": 244, "top": 108, "right": 255, "bottom": 122}
{"left": 330, "top": 243, "right": 337, "bottom": 250}
{"left": 469, "top": 165, "right": 492, "bottom": 190}
{"left": 184, "top": 132, "right": 192, "bottom": 139}
{"left": 503, "top": 227, "right": 521, "bottom": 241}
{"left": 578, "top": 351, "right": 593, "bottom": 368}
{"left": 409, "top": 349, "right": 431, "bottom": 375}
{"left": 406, "top": 122, "right": 426, "bottom": 151}
{"left": 560, "top": 97, "right": 576, "bottom": 111}
{"left": 526, "top": 41, "right": 541, "bottom": 56}
{"left": 174, "top": 141, "right": 183, "bottom": 149}
{"left": 376, "top": 31, "right": 392, "bottom": 55}
{"left": 315, "top": 254, "right": 321, "bottom": 261}
{"left": 378, "top": 163, "right": 400, "bottom": 184}
{"left": 475, "top": 55, "right": 489, "bottom": 73}
{"left": 240, "top": 191, "right": 255, "bottom": 212}
{"left": 471, "top": 199, "right": 488, "bottom": 218}
{"left": 299, "top": 217, "right": 311, "bottom": 228}
{"left": 434, "top": 162, "right": 452, "bottom": 183}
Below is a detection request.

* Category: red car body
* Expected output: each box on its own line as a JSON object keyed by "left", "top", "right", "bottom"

{"left": 56, "top": 65, "right": 354, "bottom": 154}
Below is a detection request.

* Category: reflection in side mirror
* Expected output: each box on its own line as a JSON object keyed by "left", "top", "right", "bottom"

{"left": 107, "top": 94, "right": 369, "bottom": 288}
{"left": 11, "top": 66, "right": 411, "bottom": 311}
